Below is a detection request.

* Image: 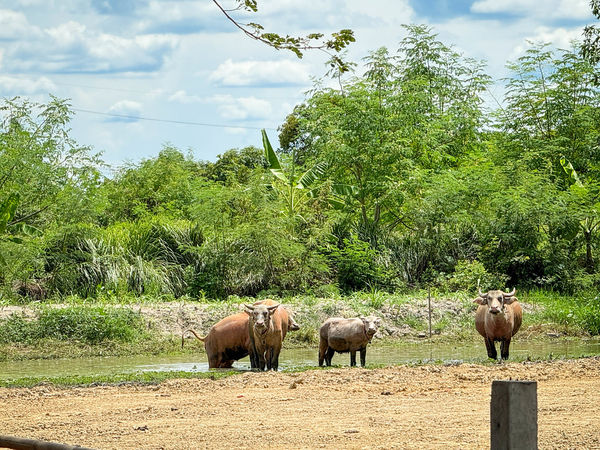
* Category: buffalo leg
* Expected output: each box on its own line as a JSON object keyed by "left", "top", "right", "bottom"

{"left": 256, "top": 348, "right": 266, "bottom": 371}
{"left": 350, "top": 351, "right": 357, "bottom": 367}
{"left": 485, "top": 337, "right": 497, "bottom": 360}
{"left": 325, "top": 347, "right": 335, "bottom": 366}
{"left": 270, "top": 347, "right": 281, "bottom": 371}
{"left": 318, "top": 338, "right": 328, "bottom": 366}
{"left": 249, "top": 350, "right": 258, "bottom": 369}
{"left": 265, "top": 348, "right": 273, "bottom": 370}
{"left": 248, "top": 323, "right": 258, "bottom": 369}
{"left": 360, "top": 348, "right": 367, "bottom": 367}
{"left": 500, "top": 339, "right": 511, "bottom": 360}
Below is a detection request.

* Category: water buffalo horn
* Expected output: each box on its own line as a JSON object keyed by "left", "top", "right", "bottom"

{"left": 503, "top": 288, "right": 516, "bottom": 297}
{"left": 478, "top": 288, "right": 488, "bottom": 298}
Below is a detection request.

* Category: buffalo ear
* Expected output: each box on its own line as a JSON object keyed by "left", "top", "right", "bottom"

{"left": 244, "top": 304, "right": 254, "bottom": 315}
{"left": 473, "top": 297, "right": 487, "bottom": 305}
{"left": 504, "top": 296, "right": 517, "bottom": 305}
{"left": 267, "top": 304, "right": 279, "bottom": 315}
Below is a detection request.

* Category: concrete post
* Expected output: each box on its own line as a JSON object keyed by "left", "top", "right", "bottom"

{"left": 490, "top": 380, "right": 538, "bottom": 450}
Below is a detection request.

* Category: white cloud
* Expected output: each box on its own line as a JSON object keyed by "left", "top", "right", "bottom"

{"left": 168, "top": 90, "right": 203, "bottom": 104}
{"left": 209, "top": 59, "right": 311, "bottom": 86}
{"left": 5, "top": 19, "right": 178, "bottom": 74}
{"left": 209, "top": 94, "right": 272, "bottom": 120}
{"left": 0, "top": 9, "right": 34, "bottom": 40}
{"left": 135, "top": 0, "right": 227, "bottom": 34}
{"left": 107, "top": 100, "right": 143, "bottom": 122}
{"left": 513, "top": 26, "right": 585, "bottom": 56}
{"left": 0, "top": 76, "right": 55, "bottom": 95}
{"left": 471, "top": 0, "right": 592, "bottom": 20}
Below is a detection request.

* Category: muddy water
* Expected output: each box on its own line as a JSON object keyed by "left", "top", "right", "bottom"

{"left": 1, "top": 339, "right": 599, "bottom": 381}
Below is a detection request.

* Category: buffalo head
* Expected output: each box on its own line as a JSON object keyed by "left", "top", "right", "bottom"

{"left": 474, "top": 288, "right": 517, "bottom": 315}
{"left": 360, "top": 315, "right": 382, "bottom": 340}
{"left": 245, "top": 303, "right": 279, "bottom": 333}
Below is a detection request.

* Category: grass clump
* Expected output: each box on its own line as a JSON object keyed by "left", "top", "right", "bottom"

{"left": 526, "top": 290, "right": 600, "bottom": 335}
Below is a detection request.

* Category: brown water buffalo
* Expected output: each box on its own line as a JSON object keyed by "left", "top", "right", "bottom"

{"left": 318, "top": 316, "right": 382, "bottom": 367}
{"left": 474, "top": 288, "right": 523, "bottom": 360}
{"left": 182, "top": 299, "right": 300, "bottom": 369}
{"left": 182, "top": 312, "right": 249, "bottom": 368}
{"left": 245, "top": 300, "right": 294, "bottom": 371}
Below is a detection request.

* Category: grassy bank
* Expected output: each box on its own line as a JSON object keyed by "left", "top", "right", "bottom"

{"left": 0, "top": 289, "right": 599, "bottom": 362}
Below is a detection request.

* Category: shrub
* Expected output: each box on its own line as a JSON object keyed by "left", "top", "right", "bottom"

{"left": 0, "top": 306, "right": 149, "bottom": 345}
{"left": 445, "top": 259, "right": 508, "bottom": 293}
{"left": 330, "top": 237, "right": 389, "bottom": 292}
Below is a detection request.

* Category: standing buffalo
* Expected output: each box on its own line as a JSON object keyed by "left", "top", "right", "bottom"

{"left": 474, "top": 288, "right": 523, "bottom": 360}
{"left": 318, "top": 316, "right": 381, "bottom": 367}
{"left": 245, "top": 300, "right": 296, "bottom": 371}
{"left": 182, "top": 299, "right": 300, "bottom": 369}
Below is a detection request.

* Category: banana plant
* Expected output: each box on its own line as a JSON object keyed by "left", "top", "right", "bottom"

{"left": 262, "top": 129, "right": 328, "bottom": 223}
{"left": 560, "top": 156, "right": 600, "bottom": 271}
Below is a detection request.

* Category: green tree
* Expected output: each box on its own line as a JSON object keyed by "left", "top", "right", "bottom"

{"left": 582, "top": 0, "right": 600, "bottom": 70}
{"left": 288, "top": 25, "right": 490, "bottom": 247}
{"left": 99, "top": 146, "right": 206, "bottom": 223}
{"left": 0, "top": 96, "right": 103, "bottom": 228}
{"left": 205, "top": 145, "right": 266, "bottom": 184}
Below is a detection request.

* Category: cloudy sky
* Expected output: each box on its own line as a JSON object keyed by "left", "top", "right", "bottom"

{"left": 0, "top": 0, "right": 595, "bottom": 168}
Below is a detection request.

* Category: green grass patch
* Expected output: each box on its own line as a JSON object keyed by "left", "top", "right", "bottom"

{"left": 524, "top": 289, "right": 600, "bottom": 335}
{"left": 0, "top": 369, "right": 239, "bottom": 388}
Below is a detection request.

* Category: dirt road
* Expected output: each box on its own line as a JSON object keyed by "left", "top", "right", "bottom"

{"left": 1, "top": 358, "right": 599, "bottom": 449}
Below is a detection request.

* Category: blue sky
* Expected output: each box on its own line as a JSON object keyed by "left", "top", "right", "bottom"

{"left": 0, "top": 0, "right": 595, "bottom": 169}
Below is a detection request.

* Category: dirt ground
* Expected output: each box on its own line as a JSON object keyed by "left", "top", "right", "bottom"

{"left": 1, "top": 358, "right": 599, "bottom": 450}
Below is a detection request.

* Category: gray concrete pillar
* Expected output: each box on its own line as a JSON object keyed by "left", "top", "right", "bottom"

{"left": 490, "top": 380, "right": 538, "bottom": 450}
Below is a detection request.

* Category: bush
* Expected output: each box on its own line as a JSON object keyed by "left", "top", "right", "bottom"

{"left": 330, "top": 237, "right": 390, "bottom": 292}
{"left": 444, "top": 259, "right": 508, "bottom": 293}
{"left": 0, "top": 306, "right": 149, "bottom": 345}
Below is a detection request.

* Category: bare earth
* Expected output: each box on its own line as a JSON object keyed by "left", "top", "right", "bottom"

{"left": 1, "top": 358, "right": 599, "bottom": 450}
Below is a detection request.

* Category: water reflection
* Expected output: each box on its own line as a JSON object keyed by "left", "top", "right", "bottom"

{"left": 1, "top": 339, "right": 599, "bottom": 380}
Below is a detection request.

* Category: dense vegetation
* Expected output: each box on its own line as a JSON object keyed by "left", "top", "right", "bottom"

{"left": 2, "top": 26, "right": 600, "bottom": 315}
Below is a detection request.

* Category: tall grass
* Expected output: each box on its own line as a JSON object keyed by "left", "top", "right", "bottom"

{"left": 41, "top": 219, "right": 203, "bottom": 299}
{"left": 525, "top": 289, "right": 600, "bottom": 335}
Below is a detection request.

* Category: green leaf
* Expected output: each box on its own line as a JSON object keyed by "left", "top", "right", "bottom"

{"left": 262, "top": 129, "right": 281, "bottom": 170}
{"left": 560, "top": 156, "right": 583, "bottom": 187}
{"left": 297, "top": 161, "right": 327, "bottom": 189}
{"left": 262, "top": 129, "right": 290, "bottom": 184}
{"left": 331, "top": 184, "right": 359, "bottom": 197}
{"left": 11, "top": 223, "right": 42, "bottom": 236}
{"left": 327, "top": 198, "right": 347, "bottom": 210}
{"left": 0, "top": 193, "right": 19, "bottom": 234}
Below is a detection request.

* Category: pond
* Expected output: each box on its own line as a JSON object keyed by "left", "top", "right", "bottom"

{"left": 1, "top": 338, "right": 599, "bottom": 381}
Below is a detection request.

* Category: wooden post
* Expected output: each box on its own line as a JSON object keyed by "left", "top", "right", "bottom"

{"left": 490, "top": 380, "right": 538, "bottom": 450}
{"left": 0, "top": 435, "right": 95, "bottom": 450}
{"left": 428, "top": 286, "right": 432, "bottom": 338}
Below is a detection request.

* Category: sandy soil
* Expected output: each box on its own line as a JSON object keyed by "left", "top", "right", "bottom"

{"left": 1, "top": 358, "right": 599, "bottom": 449}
